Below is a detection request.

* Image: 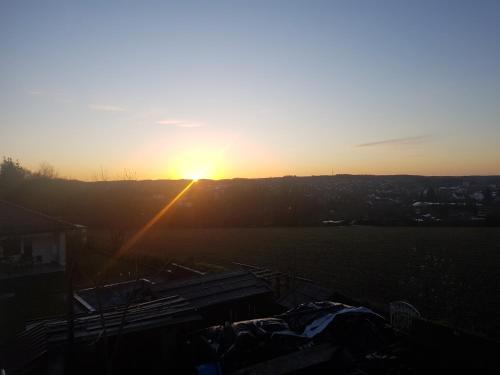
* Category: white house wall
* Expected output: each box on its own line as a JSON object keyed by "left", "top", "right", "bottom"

{"left": 27, "top": 232, "right": 66, "bottom": 266}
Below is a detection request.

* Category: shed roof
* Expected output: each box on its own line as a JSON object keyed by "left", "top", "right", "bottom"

{"left": 4, "top": 296, "right": 201, "bottom": 373}
{"left": 48, "top": 295, "right": 200, "bottom": 344}
{"left": 74, "top": 278, "right": 154, "bottom": 313}
{"left": 0, "top": 200, "right": 79, "bottom": 236}
{"left": 152, "top": 270, "right": 273, "bottom": 309}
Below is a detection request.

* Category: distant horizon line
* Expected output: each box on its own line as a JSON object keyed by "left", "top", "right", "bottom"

{"left": 51, "top": 173, "right": 500, "bottom": 183}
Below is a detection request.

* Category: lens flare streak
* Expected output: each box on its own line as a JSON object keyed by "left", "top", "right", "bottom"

{"left": 115, "top": 179, "right": 196, "bottom": 258}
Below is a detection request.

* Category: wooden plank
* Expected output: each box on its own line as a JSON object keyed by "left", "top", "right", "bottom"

{"left": 232, "top": 262, "right": 261, "bottom": 270}
{"left": 171, "top": 262, "right": 206, "bottom": 275}
{"left": 73, "top": 292, "right": 96, "bottom": 312}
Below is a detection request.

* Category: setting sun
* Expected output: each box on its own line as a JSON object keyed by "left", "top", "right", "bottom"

{"left": 187, "top": 168, "right": 209, "bottom": 181}
{"left": 166, "top": 148, "right": 224, "bottom": 180}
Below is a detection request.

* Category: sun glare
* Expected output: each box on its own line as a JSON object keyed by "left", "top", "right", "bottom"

{"left": 188, "top": 169, "right": 207, "bottom": 181}
{"left": 167, "top": 148, "right": 225, "bottom": 180}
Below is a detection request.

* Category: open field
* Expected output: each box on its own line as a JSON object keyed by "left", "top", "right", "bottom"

{"left": 83, "top": 226, "right": 500, "bottom": 338}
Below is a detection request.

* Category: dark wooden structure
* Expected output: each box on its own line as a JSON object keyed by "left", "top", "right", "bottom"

{"left": 2, "top": 271, "right": 275, "bottom": 374}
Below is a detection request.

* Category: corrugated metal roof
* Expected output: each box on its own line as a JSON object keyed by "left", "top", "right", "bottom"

{"left": 232, "top": 262, "right": 334, "bottom": 309}
{"left": 50, "top": 295, "right": 200, "bottom": 343}
{"left": 152, "top": 271, "right": 273, "bottom": 309}
{"left": 74, "top": 278, "right": 154, "bottom": 312}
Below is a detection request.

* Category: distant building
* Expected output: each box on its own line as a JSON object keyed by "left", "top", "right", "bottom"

{"left": 0, "top": 200, "right": 86, "bottom": 342}
{"left": 0, "top": 200, "right": 86, "bottom": 290}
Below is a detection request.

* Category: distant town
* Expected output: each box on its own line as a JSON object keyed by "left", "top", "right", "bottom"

{"left": 1, "top": 160, "right": 499, "bottom": 229}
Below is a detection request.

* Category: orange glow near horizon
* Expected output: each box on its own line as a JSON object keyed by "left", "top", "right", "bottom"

{"left": 163, "top": 145, "right": 230, "bottom": 180}
{"left": 36, "top": 136, "right": 500, "bottom": 181}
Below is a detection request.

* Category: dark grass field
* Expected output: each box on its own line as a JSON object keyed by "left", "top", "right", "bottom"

{"left": 83, "top": 226, "right": 500, "bottom": 338}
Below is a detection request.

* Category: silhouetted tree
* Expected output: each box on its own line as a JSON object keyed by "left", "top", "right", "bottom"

{"left": 34, "top": 162, "right": 58, "bottom": 179}
{"left": 0, "top": 157, "right": 31, "bottom": 190}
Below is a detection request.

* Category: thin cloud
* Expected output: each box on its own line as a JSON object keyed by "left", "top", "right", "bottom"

{"left": 89, "top": 104, "right": 126, "bottom": 112}
{"left": 27, "top": 89, "right": 72, "bottom": 103}
{"left": 355, "top": 135, "right": 430, "bottom": 148}
{"left": 156, "top": 119, "right": 204, "bottom": 128}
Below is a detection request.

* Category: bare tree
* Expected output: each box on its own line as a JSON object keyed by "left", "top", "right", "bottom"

{"left": 93, "top": 166, "right": 109, "bottom": 181}
{"left": 121, "top": 168, "right": 137, "bottom": 181}
{"left": 35, "top": 162, "right": 58, "bottom": 179}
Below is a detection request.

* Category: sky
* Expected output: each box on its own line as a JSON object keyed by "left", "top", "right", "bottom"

{"left": 1, "top": 0, "right": 499, "bottom": 180}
